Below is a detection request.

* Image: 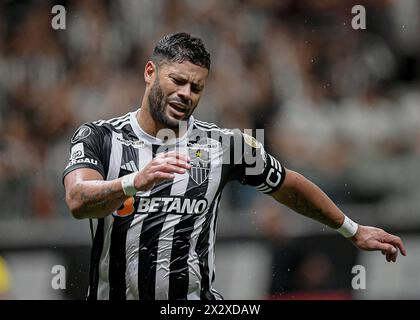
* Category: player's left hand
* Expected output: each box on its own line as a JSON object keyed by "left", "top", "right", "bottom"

{"left": 349, "top": 225, "right": 407, "bottom": 263}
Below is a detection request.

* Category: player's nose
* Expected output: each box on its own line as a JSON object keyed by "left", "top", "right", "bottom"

{"left": 177, "top": 84, "right": 192, "bottom": 106}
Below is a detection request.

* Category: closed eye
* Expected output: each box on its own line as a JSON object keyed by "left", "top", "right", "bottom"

{"left": 191, "top": 85, "right": 202, "bottom": 94}
{"left": 171, "top": 77, "right": 186, "bottom": 85}
{"left": 170, "top": 76, "right": 203, "bottom": 93}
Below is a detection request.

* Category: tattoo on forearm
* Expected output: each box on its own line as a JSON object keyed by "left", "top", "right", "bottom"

{"left": 79, "top": 187, "right": 124, "bottom": 212}
{"left": 290, "top": 191, "right": 335, "bottom": 228}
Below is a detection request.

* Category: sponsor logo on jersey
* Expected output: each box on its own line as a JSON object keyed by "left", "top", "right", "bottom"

{"left": 116, "top": 136, "right": 145, "bottom": 148}
{"left": 70, "top": 142, "right": 85, "bottom": 160}
{"left": 65, "top": 157, "right": 98, "bottom": 169}
{"left": 187, "top": 142, "right": 218, "bottom": 149}
{"left": 132, "top": 197, "right": 208, "bottom": 215}
{"left": 71, "top": 125, "right": 92, "bottom": 143}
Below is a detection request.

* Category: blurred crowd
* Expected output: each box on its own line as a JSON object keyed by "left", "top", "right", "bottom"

{"left": 0, "top": 0, "right": 419, "bottom": 222}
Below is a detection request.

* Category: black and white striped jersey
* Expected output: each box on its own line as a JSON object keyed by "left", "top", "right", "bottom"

{"left": 63, "top": 110, "right": 286, "bottom": 300}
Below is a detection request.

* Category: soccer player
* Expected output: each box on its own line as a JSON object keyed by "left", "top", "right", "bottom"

{"left": 63, "top": 32, "right": 406, "bottom": 300}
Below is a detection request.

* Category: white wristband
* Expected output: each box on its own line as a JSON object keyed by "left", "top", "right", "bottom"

{"left": 121, "top": 172, "right": 138, "bottom": 196}
{"left": 337, "top": 215, "right": 358, "bottom": 238}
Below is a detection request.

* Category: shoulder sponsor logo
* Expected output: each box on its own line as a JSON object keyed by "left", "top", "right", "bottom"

{"left": 65, "top": 157, "right": 98, "bottom": 169}
{"left": 69, "top": 143, "right": 85, "bottom": 160}
{"left": 71, "top": 126, "right": 92, "bottom": 143}
{"left": 116, "top": 136, "right": 145, "bottom": 148}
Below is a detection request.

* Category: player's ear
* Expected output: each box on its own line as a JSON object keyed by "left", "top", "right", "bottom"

{"left": 144, "top": 61, "right": 157, "bottom": 85}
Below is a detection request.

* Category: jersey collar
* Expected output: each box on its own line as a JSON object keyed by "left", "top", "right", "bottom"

{"left": 130, "top": 109, "right": 194, "bottom": 145}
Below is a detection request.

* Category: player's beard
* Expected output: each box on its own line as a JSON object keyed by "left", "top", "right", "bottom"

{"left": 148, "top": 78, "right": 194, "bottom": 130}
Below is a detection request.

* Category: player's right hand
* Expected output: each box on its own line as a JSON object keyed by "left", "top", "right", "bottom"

{"left": 350, "top": 225, "right": 407, "bottom": 263}
{"left": 133, "top": 151, "right": 191, "bottom": 192}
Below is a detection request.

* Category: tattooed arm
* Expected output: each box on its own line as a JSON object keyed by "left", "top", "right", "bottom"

{"left": 270, "top": 169, "right": 406, "bottom": 262}
{"left": 271, "top": 169, "right": 344, "bottom": 229}
{"left": 64, "top": 168, "right": 129, "bottom": 219}
{"left": 63, "top": 152, "right": 191, "bottom": 219}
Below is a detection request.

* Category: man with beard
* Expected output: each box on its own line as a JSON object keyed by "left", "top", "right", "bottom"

{"left": 63, "top": 32, "right": 406, "bottom": 300}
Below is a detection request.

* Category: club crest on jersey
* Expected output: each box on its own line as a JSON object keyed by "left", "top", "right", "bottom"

{"left": 188, "top": 147, "right": 210, "bottom": 185}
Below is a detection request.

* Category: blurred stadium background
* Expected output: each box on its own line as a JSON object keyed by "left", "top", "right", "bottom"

{"left": 0, "top": 0, "right": 419, "bottom": 300}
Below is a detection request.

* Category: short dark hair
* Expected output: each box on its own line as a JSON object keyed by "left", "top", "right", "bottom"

{"left": 151, "top": 32, "right": 211, "bottom": 70}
